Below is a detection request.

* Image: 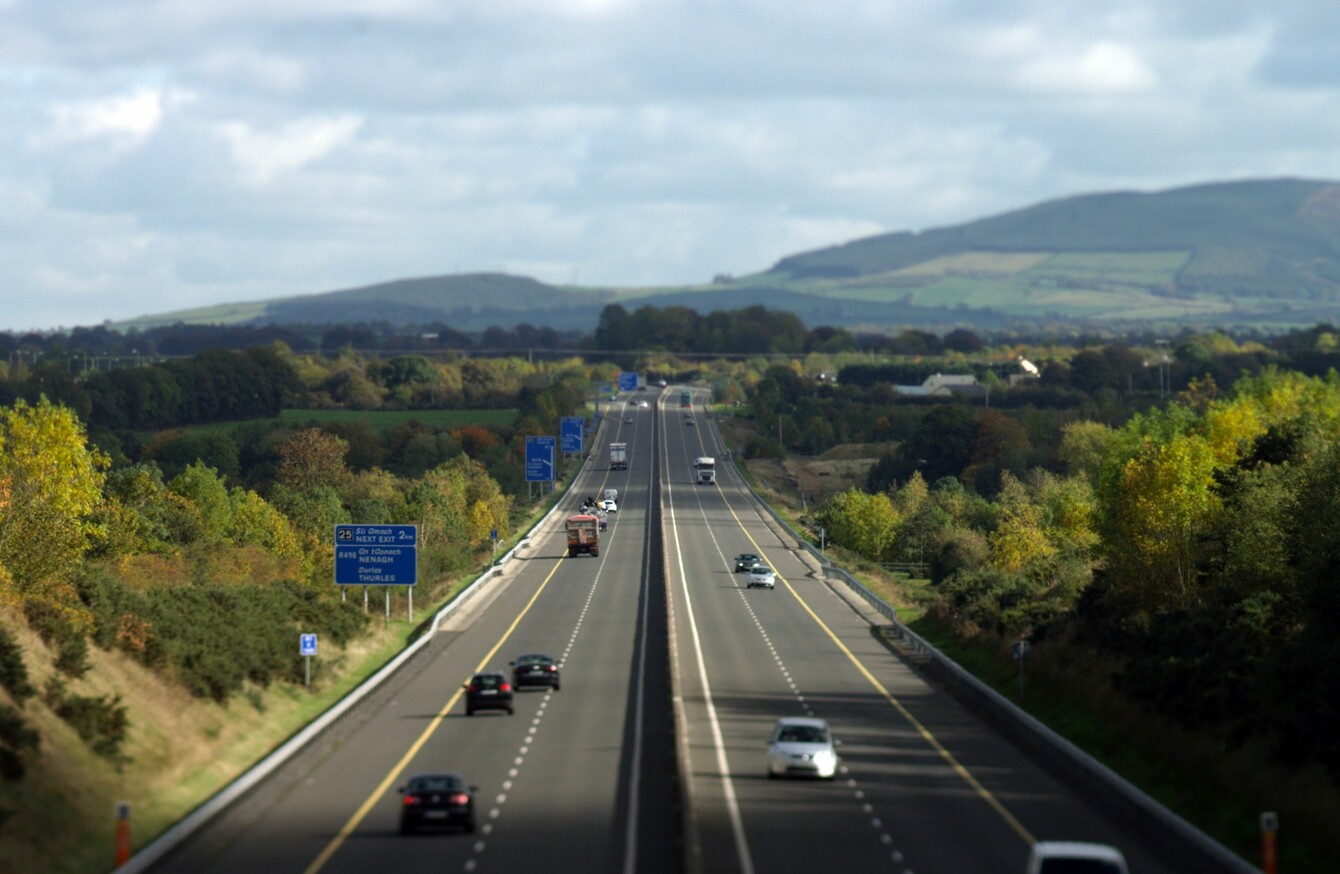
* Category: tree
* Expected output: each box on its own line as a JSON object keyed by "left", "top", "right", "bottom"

{"left": 275, "top": 429, "right": 350, "bottom": 493}
{"left": 0, "top": 398, "right": 107, "bottom": 625}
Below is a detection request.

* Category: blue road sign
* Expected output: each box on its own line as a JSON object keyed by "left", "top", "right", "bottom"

{"left": 618, "top": 371, "right": 639, "bottom": 391}
{"left": 334, "top": 524, "right": 418, "bottom": 585}
{"left": 561, "top": 416, "right": 584, "bottom": 454}
{"left": 525, "top": 435, "right": 556, "bottom": 482}
{"left": 300, "top": 633, "right": 318, "bottom": 656}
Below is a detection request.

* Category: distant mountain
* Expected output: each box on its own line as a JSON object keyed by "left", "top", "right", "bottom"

{"left": 119, "top": 178, "right": 1340, "bottom": 334}
{"left": 762, "top": 177, "right": 1340, "bottom": 329}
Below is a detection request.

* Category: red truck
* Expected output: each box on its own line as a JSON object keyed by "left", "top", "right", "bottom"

{"left": 565, "top": 514, "right": 600, "bottom": 557}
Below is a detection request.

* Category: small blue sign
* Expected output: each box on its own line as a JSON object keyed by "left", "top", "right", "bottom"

{"left": 618, "top": 371, "right": 639, "bottom": 391}
{"left": 525, "top": 435, "right": 556, "bottom": 482}
{"left": 333, "top": 524, "right": 418, "bottom": 586}
{"left": 490, "top": 528, "right": 499, "bottom": 541}
{"left": 561, "top": 416, "right": 584, "bottom": 454}
{"left": 300, "top": 633, "right": 318, "bottom": 656}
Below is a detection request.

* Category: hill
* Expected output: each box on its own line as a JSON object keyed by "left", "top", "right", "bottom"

{"left": 116, "top": 178, "right": 1340, "bottom": 334}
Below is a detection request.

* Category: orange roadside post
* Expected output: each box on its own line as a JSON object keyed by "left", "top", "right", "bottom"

{"left": 115, "top": 801, "right": 131, "bottom": 867}
{"left": 1260, "top": 811, "right": 1278, "bottom": 874}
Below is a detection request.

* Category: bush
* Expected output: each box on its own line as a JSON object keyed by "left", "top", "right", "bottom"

{"left": 0, "top": 627, "right": 34, "bottom": 703}
{"left": 23, "top": 601, "right": 90, "bottom": 679}
{"left": 43, "top": 677, "right": 129, "bottom": 763}
{"left": 0, "top": 704, "right": 39, "bottom": 781}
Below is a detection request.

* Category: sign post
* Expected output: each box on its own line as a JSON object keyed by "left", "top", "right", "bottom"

{"left": 1012, "top": 640, "right": 1030, "bottom": 696}
{"left": 1261, "top": 812, "right": 1278, "bottom": 874}
{"left": 525, "top": 436, "right": 556, "bottom": 500}
{"left": 334, "top": 525, "right": 418, "bottom": 624}
{"left": 300, "top": 633, "right": 318, "bottom": 686}
{"left": 561, "top": 416, "right": 584, "bottom": 458}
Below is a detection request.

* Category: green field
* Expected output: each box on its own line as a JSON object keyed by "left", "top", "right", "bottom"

{"left": 190, "top": 408, "right": 518, "bottom": 434}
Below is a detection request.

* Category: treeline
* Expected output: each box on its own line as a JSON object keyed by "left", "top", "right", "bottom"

{"left": 593, "top": 303, "right": 858, "bottom": 354}
{"left": 0, "top": 320, "right": 586, "bottom": 360}
{"left": 813, "top": 367, "right": 1340, "bottom": 781}
{"left": 0, "top": 351, "right": 595, "bottom": 783}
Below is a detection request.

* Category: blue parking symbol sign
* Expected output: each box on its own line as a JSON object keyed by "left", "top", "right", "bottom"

{"left": 300, "top": 633, "right": 318, "bottom": 656}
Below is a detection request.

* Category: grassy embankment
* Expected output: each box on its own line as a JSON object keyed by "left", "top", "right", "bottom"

{"left": 0, "top": 447, "right": 569, "bottom": 874}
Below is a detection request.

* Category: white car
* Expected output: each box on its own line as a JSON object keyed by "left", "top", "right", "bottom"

{"left": 600, "top": 499, "right": 618, "bottom": 513}
{"left": 747, "top": 565, "right": 775, "bottom": 589}
{"left": 639, "top": 400, "right": 649, "bottom": 408}
{"left": 767, "top": 717, "right": 837, "bottom": 779}
{"left": 1026, "top": 842, "right": 1128, "bottom": 874}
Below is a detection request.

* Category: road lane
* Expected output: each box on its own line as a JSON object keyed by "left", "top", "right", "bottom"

{"left": 150, "top": 399, "right": 675, "bottom": 874}
{"left": 664, "top": 388, "right": 1185, "bottom": 874}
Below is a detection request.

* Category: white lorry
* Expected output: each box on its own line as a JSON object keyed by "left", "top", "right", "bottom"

{"left": 695, "top": 456, "right": 716, "bottom": 484}
{"left": 609, "top": 442, "right": 627, "bottom": 470}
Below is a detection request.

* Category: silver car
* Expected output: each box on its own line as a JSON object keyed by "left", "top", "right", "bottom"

{"left": 767, "top": 717, "right": 837, "bottom": 779}
{"left": 747, "top": 565, "right": 775, "bottom": 589}
{"left": 1025, "top": 843, "right": 1128, "bottom": 874}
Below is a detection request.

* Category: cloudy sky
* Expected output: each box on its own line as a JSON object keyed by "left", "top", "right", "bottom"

{"left": 4, "top": 1, "right": 1340, "bottom": 331}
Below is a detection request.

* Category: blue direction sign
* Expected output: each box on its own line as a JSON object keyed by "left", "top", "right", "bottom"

{"left": 334, "top": 524, "right": 418, "bottom": 586}
{"left": 525, "top": 435, "right": 556, "bottom": 482}
{"left": 560, "top": 416, "right": 584, "bottom": 454}
{"left": 300, "top": 633, "right": 318, "bottom": 656}
{"left": 617, "top": 371, "right": 639, "bottom": 392}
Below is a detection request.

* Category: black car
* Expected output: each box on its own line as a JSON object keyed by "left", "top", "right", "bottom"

{"left": 511, "top": 653, "right": 561, "bottom": 691}
{"left": 399, "top": 773, "right": 476, "bottom": 834}
{"left": 464, "top": 672, "right": 514, "bottom": 715}
{"left": 734, "top": 553, "right": 760, "bottom": 572}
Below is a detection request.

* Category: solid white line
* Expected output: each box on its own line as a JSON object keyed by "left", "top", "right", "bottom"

{"left": 666, "top": 403, "right": 755, "bottom": 874}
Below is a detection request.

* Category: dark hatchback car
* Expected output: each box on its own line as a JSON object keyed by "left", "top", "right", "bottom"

{"left": 511, "top": 653, "right": 561, "bottom": 691}
{"left": 399, "top": 773, "right": 477, "bottom": 834}
{"left": 734, "top": 553, "right": 760, "bottom": 572}
{"left": 464, "top": 671, "right": 514, "bottom": 715}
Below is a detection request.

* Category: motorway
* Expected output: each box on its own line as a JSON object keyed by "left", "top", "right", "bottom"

{"left": 151, "top": 389, "right": 1191, "bottom": 874}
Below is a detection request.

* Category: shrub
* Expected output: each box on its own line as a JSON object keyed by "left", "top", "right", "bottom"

{"left": 23, "top": 601, "right": 90, "bottom": 679}
{"left": 0, "top": 627, "right": 34, "bottom": 703}
{"left": 0, "top": 704, "right": 39, "bottom": 781}
{"left": 43, "top": 677, "right": 129, "bottom": 763}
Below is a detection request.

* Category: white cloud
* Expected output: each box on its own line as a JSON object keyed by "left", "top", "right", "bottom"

{"left": 41, "top": 87, "right": 179, "bottom": 150}
{"left": 216, "top": 115, "right": 364, "bottom": 185}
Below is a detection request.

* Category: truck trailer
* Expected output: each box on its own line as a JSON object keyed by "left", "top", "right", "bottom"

{"left": 609, "top": 442, "right": 627, "bottom": 470}
{"left": 565, "top": 514, "right": 600, "bottom": 557}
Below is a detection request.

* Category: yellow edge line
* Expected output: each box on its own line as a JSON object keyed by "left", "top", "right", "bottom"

{"left": 717, "top": 483, "right": 1036, "bottom": 846}
{"left": 303, "top": 555, "right": 569, "bottom": 874}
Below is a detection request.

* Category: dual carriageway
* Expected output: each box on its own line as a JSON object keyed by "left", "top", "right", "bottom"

{"left": 150, "top": 388, "right": 1192, "bottom": 874}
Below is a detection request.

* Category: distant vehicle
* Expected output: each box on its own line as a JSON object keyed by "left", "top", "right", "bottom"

{"left": 600, "top": 499, "right": 618, "bottom": 513}
{"left": 1025, "top": 842, "right": 1128, "bottom": 874}
{"left": 694, "top": 456, "right": 716, "bottom": 484}
{"left": 639, "top": 400, "right": 649, "bottom": 408}
{"left": 680, "top": 389, "right": 692, "bottom": 408}
{"left": 511, "top": 653, "right": 561, "bottom": 691}
{"left": 747, "top": 565, "right": 775, "bottom": 589}
{"left": 685, "top": 417, "right": 695, "bottom": 427}
{"left": 734, "top": 553, "right": 760, "bottom": 572}
{"left": 565, "top": 514, "right": 600, "bottom": 557}
{"left": 657, "top": 379, "right": 668, "bottom": 388}
{"left": 597, "top": 511, "right": 607, "bottom": 531}
{"left": 624, "top": 415, "right": 633, "bottom": 423}
{"left": 464, "top": 672, "right": 514, "bottom": 716}
{"left": 603, "top": 488, "right": 619, "bottom": 502}
{"left": 609, "top": 442, "right": 627, "bottom": 470}
{"left": 398, "top": 773, "right": 477, "bottom": 834}
{"left": 767, "top": 717, "right": 837, "bottom": 779}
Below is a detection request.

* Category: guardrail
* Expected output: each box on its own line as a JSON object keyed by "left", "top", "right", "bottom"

{"left": 120, "top": 437, "right": 595, "bottom": 873}
{"left": 725, "top": 452, "right": 1260, "bottom": 874}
